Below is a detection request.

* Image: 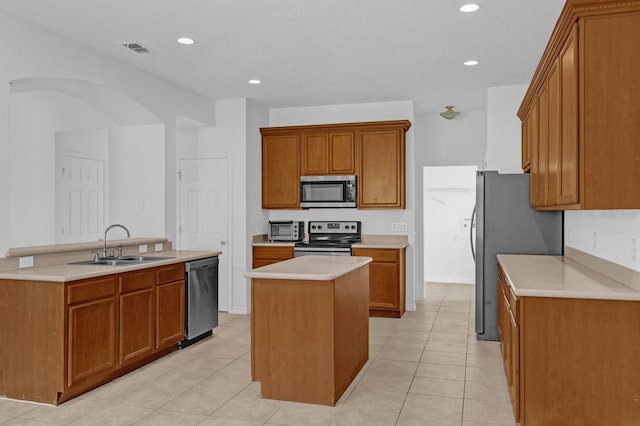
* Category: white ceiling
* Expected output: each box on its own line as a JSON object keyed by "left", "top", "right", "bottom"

{"left": 0, "top": 0, "right": 565, "bottom": 114}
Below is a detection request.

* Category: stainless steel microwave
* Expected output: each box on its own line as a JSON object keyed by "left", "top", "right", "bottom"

{"left": 268, "top": 220, "right": 305, "bottom": 242}
{"left": 300, "top": 175, "right": 357, "bottom": 208}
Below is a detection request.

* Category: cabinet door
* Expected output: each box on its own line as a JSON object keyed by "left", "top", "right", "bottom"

{"left": 559, "top": 25, "right": 579, "bottom": 205}
{"left": 537, "top": 86, "right": 549, "bottom": 207}
{"left": 358, "top": 129, "right": 405, "bottom": 208}
{"left": 528, "top": 102, "right": 541, "bottom": 206}
{"left": 352, "top": 248, "right": 403, "bottom": 315}
{"left": 68, "top": 296, "right": 117, "bottom": 387}
{"left": 119, "top": 288, "right": 155, "bottom": 366}
{"left": 302, "top": 133, "right": 329, "bottom": 175}
{"left": 262, "top": 134, "right": 300, "bottom": 209}
{"left": 329, "top": 133, "right": 355, "bottom": 174}
{"left": 547, "top": 62, "right": 561, "bottom": 207}
{"left": 521, "top": 117, "right": 530, "bottom": 172}
{"left": 510, "top": 310, "right": 520, "bottom": 422}
{"left": 156, "top": 280, "right": 185, "bottom": 349}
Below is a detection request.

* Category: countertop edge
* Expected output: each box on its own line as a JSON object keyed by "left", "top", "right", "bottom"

{"left": 498, "top": 254, "right": 640, "bottom": 301}
{"left": 245, "top": 256, "right": 372, "bottom": 281}
{"left": 0, "top": 250, "right": 221, "bottom": 282}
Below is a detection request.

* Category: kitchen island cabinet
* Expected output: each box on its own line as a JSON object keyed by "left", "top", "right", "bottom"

{"left": 518, "top": 1, "right": 640, "bottom": 209}
{"left": 67, "top": 276, "right": 118, "bottom": 388}
{"left": 118, "top": 269, "right": 156, "bottom": 366}
{"left": 497, "top": 253, "right": 640, "bottom": 425}
{"left": 0, "top": 250, "right": 218, "bottom": 405}
{"left": 246, "top": 255, "right": 371, "bottom": 406}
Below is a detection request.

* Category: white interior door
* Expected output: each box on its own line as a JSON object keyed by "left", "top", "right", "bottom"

{"left": 55, "top": 154, "right": 105, "bottom": 243}
{"left": 179, "top": 157, "right": 231, "bottom": 312}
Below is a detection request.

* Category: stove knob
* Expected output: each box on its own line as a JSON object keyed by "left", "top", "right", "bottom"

{"left": 318, "top": 225, "right": 323, "bottom": 230}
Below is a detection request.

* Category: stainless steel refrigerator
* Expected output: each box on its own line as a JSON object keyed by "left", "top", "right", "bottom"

{"left": 473, "top": 171, "right": 563, "bottom": 341}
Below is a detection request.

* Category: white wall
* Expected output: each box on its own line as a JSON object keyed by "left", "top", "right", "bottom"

{"left": 0, "top": 11, "right": 215, "bottom": 255}
{"left": 109, "top": 125, "right": 165, "bottom": 238}
{"left": 9, "top": 90, "right": 113, "bottom": 247}
{"left": 565, "top": 211, "right": 640, "bottom": 271}
{"left": 177, "top": 99, "right": 269, "bottom": 314}
{"left": 269, "top": 101, "right": 417, "bottom": 310}
{"left": 424, "top": 166, "right": 477, "bottom": 284}
{"left": 485, "top": 85, "right": 527, "bottom": 173}
{"left": 412, "top": 109, "right": 486, "bottom": 297}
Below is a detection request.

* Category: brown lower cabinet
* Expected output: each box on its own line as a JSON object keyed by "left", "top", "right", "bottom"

{"left": 252, "top": 245, "right": 294, "bottom": 268}
{"left": 498, "top": 262, "right": 640, "bottom": 425}
{"left": 0, "top": 262, "right": 187, "bottom": 405}
{"left": 352, "top": 247, "right": 405, "bottom": 318}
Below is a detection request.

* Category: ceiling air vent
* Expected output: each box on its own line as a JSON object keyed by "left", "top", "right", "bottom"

{"left": 120, "top": 42, "right": 152, "bottom": 54}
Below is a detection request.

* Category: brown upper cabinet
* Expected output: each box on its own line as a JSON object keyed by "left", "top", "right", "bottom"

{"left": 518, "top": 1, "right": 640, "bottom": 210}
{"left": 260, "top": 120, "right": 411, "bottom": 210}
{"left": 261, "top": 133, "right": 301, "bottom": 209}
{"left": 301, "top": 132, "right": 355, "bottom": 175}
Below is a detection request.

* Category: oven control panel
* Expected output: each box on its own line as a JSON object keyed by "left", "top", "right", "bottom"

{"left": 308, "top": 221, "right": 361, "bottom": 234}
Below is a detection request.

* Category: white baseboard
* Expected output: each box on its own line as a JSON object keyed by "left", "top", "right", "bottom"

{"left": 425, "top": 277, "right": 474, "bottom": 285}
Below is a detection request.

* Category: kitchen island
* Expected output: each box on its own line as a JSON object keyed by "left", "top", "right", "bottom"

{"left": 0, "top": 243, "right": 220, "bottom": 405}
{"left": 245, "top": 255, "right": 372, "bottom": 406}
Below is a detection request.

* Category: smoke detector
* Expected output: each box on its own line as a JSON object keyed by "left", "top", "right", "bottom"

{"left": 120, "top": 42, "right": 152, "bottom": 54}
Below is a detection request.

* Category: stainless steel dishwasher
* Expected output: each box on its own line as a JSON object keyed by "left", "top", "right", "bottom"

{"left": 180, "top": 256, "right": 219, "bottom": 348}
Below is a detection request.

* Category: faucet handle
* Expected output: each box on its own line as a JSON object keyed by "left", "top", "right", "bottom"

{"left": 90, "top": 250, "right": 100, "bottom": 261}
{"left": 117, "top": 244, "right": 124, "bottom": 258}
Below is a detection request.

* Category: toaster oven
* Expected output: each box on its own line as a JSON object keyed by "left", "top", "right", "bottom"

{"left": 268, "top": 221, "right": 305, "bottom": 242}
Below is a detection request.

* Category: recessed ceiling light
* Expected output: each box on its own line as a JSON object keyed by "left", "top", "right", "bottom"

{"left": 464, "top": 60, "right": 479, "bottom": 66}
{"left": 460, "top": 4, "right": 480, "bottom": 13}
{"left": 248, "top": 79, "right": 261, "bottom": 85}
{"left": 177, "top": 37, "right": 195, "bottom": 45}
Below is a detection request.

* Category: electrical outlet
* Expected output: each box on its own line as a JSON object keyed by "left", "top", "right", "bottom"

{"left": 139, "top": 244, "right": 148, "bottom": 253}
{"left": 391, "top": 222, "right": 408, "bottom": 232}
{"left": 593, "top": 231, "right": 597, "bottom": 249}
{"left": 632, "top": 238, "right": 637, "bottom": 262}
{"left": 19, "top": 256, "right": 34, "bottom": 268}
{"left": 154, "top": 243, "right": 164, "bottom": 252}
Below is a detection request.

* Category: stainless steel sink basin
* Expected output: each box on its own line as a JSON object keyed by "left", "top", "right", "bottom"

{"left": 68, "top": 255, "right": 175, "bottom": 266}
{"left": 118, "top": 255, "right": 175, "bottom": 262}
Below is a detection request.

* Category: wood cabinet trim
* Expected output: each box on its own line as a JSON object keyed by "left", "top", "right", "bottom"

{"left": 260, "top": 120, "right": 411, "bottom": 135}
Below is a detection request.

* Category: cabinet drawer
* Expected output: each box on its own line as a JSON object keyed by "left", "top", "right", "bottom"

{"left": 253, "top": 246, "right": 294, "bottom": 260}
{"left": 119, "top": 269, "right": 156, "bottom": 293}
{"left": 157, "top": 263, "right": 184, "bottom": 285}
{"left": 68, "top": 276, "right": 117, "bottom": 305}
{"left": 352, "top": 248, "right": 398, "bottom": 263}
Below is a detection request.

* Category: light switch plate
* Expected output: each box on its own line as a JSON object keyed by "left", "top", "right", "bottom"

{"left": 19, "top": 256, "right": 34, "bottom": 268}
{"left": 139, "top": 244, "right": 148, "bottom": 253}
{"left": 154, "top": 243, "right": 163, "bottom": 252}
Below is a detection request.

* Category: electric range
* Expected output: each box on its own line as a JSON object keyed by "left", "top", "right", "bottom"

{"left": 294, "top": 221, "right": 361, "bottom": 257}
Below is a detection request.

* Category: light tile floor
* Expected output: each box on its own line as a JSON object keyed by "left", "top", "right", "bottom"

{"left": 0, "top": 283, "right": 516, "bottom": 425}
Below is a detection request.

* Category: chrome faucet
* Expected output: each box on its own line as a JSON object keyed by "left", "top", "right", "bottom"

{"left": 103, "top": 224, "right": 130, "bottom": 258}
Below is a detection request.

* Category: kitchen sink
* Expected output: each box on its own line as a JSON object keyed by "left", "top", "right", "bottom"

{"left": 118, "top": 255, "right": 175, "bottom": 262}
{"left": 68, "top": 255, "right": 175, "bottom": 266}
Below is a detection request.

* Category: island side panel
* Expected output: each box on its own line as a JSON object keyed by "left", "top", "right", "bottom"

{"left": 333, "top": 265, "right": 369, "bottom": 400}
{"left": 0, "top": 279, "right": 65, "bottom": 404}
{"left": 251, "top": 278, "right": 335, "bottom": 405}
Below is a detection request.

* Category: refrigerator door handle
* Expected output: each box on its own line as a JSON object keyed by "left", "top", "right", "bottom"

{"left": 470, "top": 205, "right": 476, "bottom": 262}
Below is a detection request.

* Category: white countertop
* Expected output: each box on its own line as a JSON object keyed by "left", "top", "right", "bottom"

{"left": 0, "top": 250, "right": 221, "bottom": 282}
{"left": 497, "top": 254, "right": 640, "bottom": 301}
{"left": 245, "top": 255, "right": 372, "bottom": 281}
